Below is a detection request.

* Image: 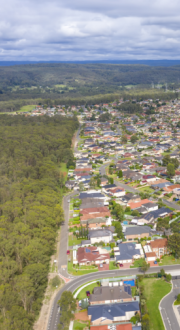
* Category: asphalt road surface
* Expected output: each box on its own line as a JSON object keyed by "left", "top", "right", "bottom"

{"left": 58, "top": 192, "right": 77, "bottom": 279}
{"left": 160, "top": 279, "right": 180, "bottom": 330}
{"left": 99, "top": 163, "right": 137, "bottom": 193}
{"left": 47, "top": 131, "right": 180, "bottom": 330}
{"left": 162, "top": 199, "right": 180, "bottom": 211}
{"left": 47, "top": 265, "right": 180, "bottom": 330}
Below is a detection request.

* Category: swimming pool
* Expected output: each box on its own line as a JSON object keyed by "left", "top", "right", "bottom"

{"left": 103, "top": 247, "right": 111, "bottom": 251}
{"left": 123, "top": 279, "right": 135, "bottom": 286}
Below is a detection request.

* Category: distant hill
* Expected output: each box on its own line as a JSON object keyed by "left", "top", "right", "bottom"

{"left": 0, "top": 62, "right": 180, "bottom": 102}
{"left": 1, "top": 60, "right": 180, "bottom": 67}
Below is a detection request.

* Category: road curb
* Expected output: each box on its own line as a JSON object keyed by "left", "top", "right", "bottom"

{"left": 172, "top": 303, "right": 180, "bottom": 327}
{"left": 159, "top": 280, "right": 173, "bottom": 330}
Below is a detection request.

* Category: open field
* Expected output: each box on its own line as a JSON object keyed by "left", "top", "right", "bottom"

{"left": 141, "top": 278, "right": 171, "bottom": 330}
{"left": 19, "top": 104, "right": 36, "bottom": 112}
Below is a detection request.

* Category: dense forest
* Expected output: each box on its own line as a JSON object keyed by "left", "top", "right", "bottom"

{"left": 0, "top": 115, "right": 78, "bottom": 329}
{"left": 0, "top": 63, "right": 180, "bottom": 103}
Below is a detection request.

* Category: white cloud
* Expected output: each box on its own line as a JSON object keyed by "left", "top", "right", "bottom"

{"left": 0, "top": 0, "right": 180, "bottom": 60}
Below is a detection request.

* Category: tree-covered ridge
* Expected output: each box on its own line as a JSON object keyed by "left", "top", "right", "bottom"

{"left": 0, "top": 63, "right": 180, "bottom": 103}
{"left": 0, "top": 115, "right": 78, "bottom": 329}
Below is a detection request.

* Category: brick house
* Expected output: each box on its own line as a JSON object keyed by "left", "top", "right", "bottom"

{"left": 75, "top": 246, "right": 110, "bottom": 265}
{"left": 89, "top": 285, "right": 133, "bottom": 305}
{"left": 150, "top": 238, "right": 168, "bottom": 258}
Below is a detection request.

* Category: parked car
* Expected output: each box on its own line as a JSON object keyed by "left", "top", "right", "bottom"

{"left": 120, "top": 264, "right": 123, "bottom": 267}
{"left": 66, "top": 250, "right": 70, "bottom": 255}
{"left": 154, "top": 261, "right": 157, "bottom": 264}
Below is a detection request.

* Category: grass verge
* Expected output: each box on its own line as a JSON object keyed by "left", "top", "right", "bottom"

{"left": 68, "top": 262, "right": 98, "bottom": 276}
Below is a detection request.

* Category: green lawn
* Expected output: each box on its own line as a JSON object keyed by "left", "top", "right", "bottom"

{"left": 19, "top": 104, "right": 36, "bottom": 112}
{"left": 68, "top": 235, "right": 82, "bottom": 246}
{"left": 76, "top": 282, "right": 99, "bottom": 300}
{"left": 68, "top": 262, "right": 98, "bottom": 276}
{"left": 109, "top": 261, "right": 119, "bottom": 270}
{"left": 73, "top": 321, "right": 89, "bottom": 330}
{"left": 141, "top": 278, "right": 171, "bottom": 330}
{"left": 138, "top": 186, "right": 153, "bottom": 193}
{"left": 159, "top": 255, "right": 180, "bottom": 266}
{"left": 130, "top": 258, "right": 145, "bottom": 268}
{"left": 60, "top": 162, "right": 68, "bottom": 181}
{"left": 131, "top": 287, "right": 136, "bottom": 297}
{"left": 69, "top": 203, "right": 73, "bottom": 211}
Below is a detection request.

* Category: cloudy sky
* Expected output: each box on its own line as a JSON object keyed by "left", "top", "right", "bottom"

{"left": 0, "top": 0, "right": 180, "bottom": 60}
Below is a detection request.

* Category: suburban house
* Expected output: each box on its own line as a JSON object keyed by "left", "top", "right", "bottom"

{"left": 80, "top": 198, "right": 105, "bottom": 209}
{"left": 121, "top": 193, "right": 141, "bottom": 204}
{"left": 89, "top": 285, "right": 133, "bottom": 305}
{"left": 128, "top": 199, "right": 154, "bottom": 210}
{"left": 79, "top": 192, "right": 105, "bottom": 200}
{"left": 107, "top": 187, "right": 125, "bottom": 197}
{"left": 88, "top": 229, "right": 114, "bottom": 244}
{"left": 65, "top": 180, "right": 76, "bottom": 189}
{"left": 144, "top": 245, "right": 157, "bottom": 262}
{"left": 82, "top": 217, "right": 112, "bottom": 229}
{"left": 74, "top": 246, "right": 110, "bottom": 265}
{"left": 149, "top": 238, "right": 168, "bottom": 258}
{"left": 114, "top": 243, "right": 144, "bottom": 266}
{"left": 138, "top": 207, "right": 172, "bottom": 224}
{"left": 80, "top": 206, "right": 110, "bottom": 216}
{"left": 80, "top": 212, "right": 111, "bottom": 223}
{"left": 123, "top": 226, "right": 151, "bottom": 241}
{"left": 88, "top": 301, "right": 140, "bottom": 324}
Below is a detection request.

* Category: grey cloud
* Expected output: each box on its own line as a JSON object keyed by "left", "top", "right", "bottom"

{"left": 0, "top": 0, "right": 180, "bottom": 60}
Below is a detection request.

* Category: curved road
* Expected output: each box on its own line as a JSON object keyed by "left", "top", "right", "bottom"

{"left": 48, "top": 265, "right": 180, "bottom": 330}
{"left": 160, "top": 279, "right": 180, "bottom": 330}
{"left": 47, "top": 129, "right": 180, "bottom": 330}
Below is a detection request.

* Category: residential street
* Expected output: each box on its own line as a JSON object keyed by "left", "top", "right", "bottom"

{"left": 58, "top": 192, "right": 77, "bottom": 279}
{"left": 47, "top": 128, "right": 180, "bottom": 330}
{"left": 160, "top": 279, "right": 180, "bottom": 330}
{"left": 162, "top": 199, "right": 180, "bottom": 211}
{"left": 99, "top": 164, "right": 137, "bottom": 193}
{"left": 48, "top": 265, "right": 180, "bottom": 330}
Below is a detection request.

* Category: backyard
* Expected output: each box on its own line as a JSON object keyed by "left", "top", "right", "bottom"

{"left": 137, "top": 186, "right": 154, "bottom": 194}
{"left": 73, "top": 320, "right": 89, "bottom": 330}
{"left": 141, "top": 278, "right": 171, "bottom": 330}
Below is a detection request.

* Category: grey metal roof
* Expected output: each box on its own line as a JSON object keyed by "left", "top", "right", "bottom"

{"left": 125, "top": 226, "right": 151, "bottom": 236}
{"left": 141, "top": 207, "right": 172, "bottom": 221}
{"left": 89, "top": 285, "right": 132, "bottom": 303}
{"left": 88, "top": 301, "right": 139, "bottom": 321}
{"left": 116, "top": 243, "right": 141, "bottom": 261}
{"left": 79, "top": 192, "right": 104, "bottom": 199}
{"left": 88, "top": 229, "right": 112, "bottom": 239}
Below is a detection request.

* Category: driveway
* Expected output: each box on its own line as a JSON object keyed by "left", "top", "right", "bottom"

{"left": 160, "top": 279, "right": 180, "bottom": 330}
